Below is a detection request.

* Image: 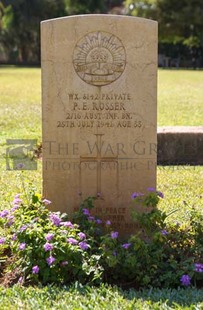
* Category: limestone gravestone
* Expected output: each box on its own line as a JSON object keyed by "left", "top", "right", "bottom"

{"left": 41, "top": 15, "right": 158, "bottom": 235}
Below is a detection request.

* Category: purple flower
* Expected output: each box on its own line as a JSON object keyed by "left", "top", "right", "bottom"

{"left": 13, "top": 193, "right": 21, "bottom": 199}
{"left": 147, "top": 187, "right": 156, "bottom": 192}
{"left": 113, "top": 251, "right": 117, "bottom": 256}
{"left": 60, "top": 221, "right": 74, "bottom": 229}
{"left": 61, "top": 261, "right": 68, "bottom": 266}
{"left": 161, "top": 230, "right": 168, "bottom": 235}
{"left": 79, "top": 241, "right": 89, "bottom": 250}
{"left": 147, "top": 187, "right": 164, "bottom": 198}
{"left": 97, "top": 192, "right": 101, "bottom": 198}
{"left": 111, "top": 231, "right": 119, "bottom": 239}
{"left": 157, "top": 191, "right": 164, "bottom": 198}
{"left": 45, "top": 233, "right": 54, "bottom": 242}
{"left": 32, "top": 265, "right": 40, "bottom": 274}
{"left": 131, "top": 192, "right": 144, "bottom": 199}
{"left": 78, "top": 232, "right": 86, "bottom": 240}
{"left": 88, "top": 216, "right": 95, "bottom": 222}
{"left": 46, "top": 255, "right": 55, "bottom": 266}
{"left": 19, "top": 242, "right": 26, "bottom": 250}
{"left": 67, "top": 238, "right": 78, "bottom": 245}
{"left": 106, "top": 220, "right": 111, "bottom": 225}
{"left": 0, "top": 237, "right": 6, "bottom": 244}
{"left": 18, "top": 276, "right": 24, "bottom": 284}
{"left": 82, "top": 208, "right": 90, "bottom": 216}
{"left": 194, "top": 263, "right": 203, "bottom": 273}
{"left": 96, "top": 219, "right": 102, "bottom": 224}
{"left": 16, "top": 163, "right": 24, "bottom": 169}
{"left": 12, "top": 197, "right": 22, "bottom": 205}
{"left": 180, "top": 275, "right": 191, "bottom": 286}
{"left": 122, "top": 243, "right": 131, "bottom": 249}
{"left": 49, "top": 213, "right": 61, "bottom": 226}
{"left": 0, "top": 209, "right": 9, "bottom": 218}
{"left": 11, "top": 205, "right": 20, "bottom": 212}
{"left": 12, "top": 234, "right": 17, "bottom": 241}
{"left": 44, "top": 243, "right": 53, "bottom": 251}
{"left": 20, "top": 225, "right": 27, "bottom": 232}
{"left": 7, "top": 215, "right": 14, "bottom": 226}
{"left": 42, "top": 199, "right": 51, "bottom": 205}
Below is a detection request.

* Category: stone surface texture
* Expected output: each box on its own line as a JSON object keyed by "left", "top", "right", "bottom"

{"left": 41, "top": 15, "right": 158, "bottom": 235}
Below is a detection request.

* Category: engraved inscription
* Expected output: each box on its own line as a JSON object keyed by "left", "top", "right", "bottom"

{"left": 73, "top": 32, "right": 126, "bottom": 86}
{"left": 56, "top": 91, "right": 143, "bottom": 129}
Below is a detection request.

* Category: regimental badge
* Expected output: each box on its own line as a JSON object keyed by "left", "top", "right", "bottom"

{"left": 73, "top": 31, "right": 126, "bottom": 86}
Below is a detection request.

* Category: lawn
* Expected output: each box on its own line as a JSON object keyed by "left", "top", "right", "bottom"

{"left": 0, "top": 67, "right": 203, "bottom": 309}
{"left": 0, "top": 66, "right": 202, "bottom": 211}
{"left": 0, "top": 285, "right": 203, "bottom": 310}
{"left": 158, "top": 69, "right": 203, "bottom": 126}
{"left": 0, "top": 67, "right": 203, "bottom": 143}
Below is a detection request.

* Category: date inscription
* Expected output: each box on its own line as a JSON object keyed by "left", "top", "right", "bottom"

{"left": 57, "top": 92, "right": 143, "bottom": 129}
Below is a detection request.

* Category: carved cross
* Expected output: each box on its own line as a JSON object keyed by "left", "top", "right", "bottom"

{"left": 80, "top": 134, "right": 118, "bottom": 194}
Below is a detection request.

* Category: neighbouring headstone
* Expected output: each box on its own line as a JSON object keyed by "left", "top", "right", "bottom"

{"left": 41, "top": 15, "right": 158, "bottom": 236}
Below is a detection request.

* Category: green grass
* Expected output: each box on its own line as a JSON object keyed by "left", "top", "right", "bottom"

{"left": 0, "top": 285, "right": 203, "bottom": 310}
{"left": 0, "top": 67, "right": 202, "bottom": 143}
{"left": 0, "top": 66, "right": 202, "bottom": 211}
{"left": 0, "top": 67, "right": 41, "bottom": 140}
{"left": 0, "top": 67, "right": 203, "bottom": 307}
{"left": 157, "top": 166, "right": 203, "bottom": 221}
{"left": 158, "top": 69, "right": 203, "bottom": 126}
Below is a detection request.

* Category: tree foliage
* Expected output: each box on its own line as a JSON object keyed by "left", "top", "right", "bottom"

{"left": 0, "top": 0, "right": 123, "bottom": 63}
{"left": 125, "top": 0, "right": 203, "bottom": 49}
{"left": 126, "top": 0, "right": 157, "bottom": 19}
{"left": 157, "top": 0, "right": 203, "bottom": 49}
{"left": 0, "top": 0, "right": 66, "bottom": 63}
{"left": 65, "top": 0, "right": 106, "bottom": 14}
{"left": 0, "top": 0, "right": 202, "bottom": 64}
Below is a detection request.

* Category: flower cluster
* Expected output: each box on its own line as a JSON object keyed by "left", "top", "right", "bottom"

{"left": 0, "top": 194, "right": 23, "bottom": 243}
{"left": 131, "top": 192, "right": 144, "bottom": 199}
{"left": 131, "top": 188, "right": 164, "bottom": 205}
{"left": 194, "top": 263, "right": 203, "bottom": 273}
{"left": 45, "top": 233, "right": 54, "bottom": 242}
{"left": 0, "top": 193, "right": 97, "bottom": 285}
{"left": 180, "top": 274, "right": 191, "bottom": 286}
{"left": 178, "top": 263, "right": 203, "bottom": 287}
{"left": 0, "top": 189, "right": 202, "bottom": 289}
{"left": 0, "top": 194, "right": 22, "bottom": 222}
{"left": 32, "top": 265, "right": 39, "bottom": 274}
{"left": 147, "top": 187, "right": 164, "bottom": 199}
{"left": 82, "top": 208, "right": 104, "bottom": 226}
{"left": 122, "top": 243, "right": 131, "bottom": 249}
{"left": 0, "top": 237, "right": 6, "bottom": 244}
{"left": 44, "top": 243, "right": 53, "bottom": 251}
{"left": 111, "top": 231, "right": 118, "bottom": 239}
{"left": 49, "top": 213, "right": 61, "bottom": 226}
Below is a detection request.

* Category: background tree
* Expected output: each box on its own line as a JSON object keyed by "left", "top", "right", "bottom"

{"left": 157, "top": 0, "right": 203, "bottom": 49}
{"left": 64, "top": 0, "right": 123, "bottom": 14}
{"left": 0, "top": 0, "right": 123, "bottom": 64}
{"left": 125, "top": 0, "right": 158, "bottom": 19}
{"left": 125, "top": 0, "right": 203, "bottom": 66}
{"left": 65, "top": 0, "right": 107, "bottom": 14}
{"left": 0, "top": 2, "right": 4, "bottom": 27}
{"left": 0, "top": 0, "right": 66, "bottom": 63}
{"left": 0, "top": 0, "right": 202, "bottom": 65}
